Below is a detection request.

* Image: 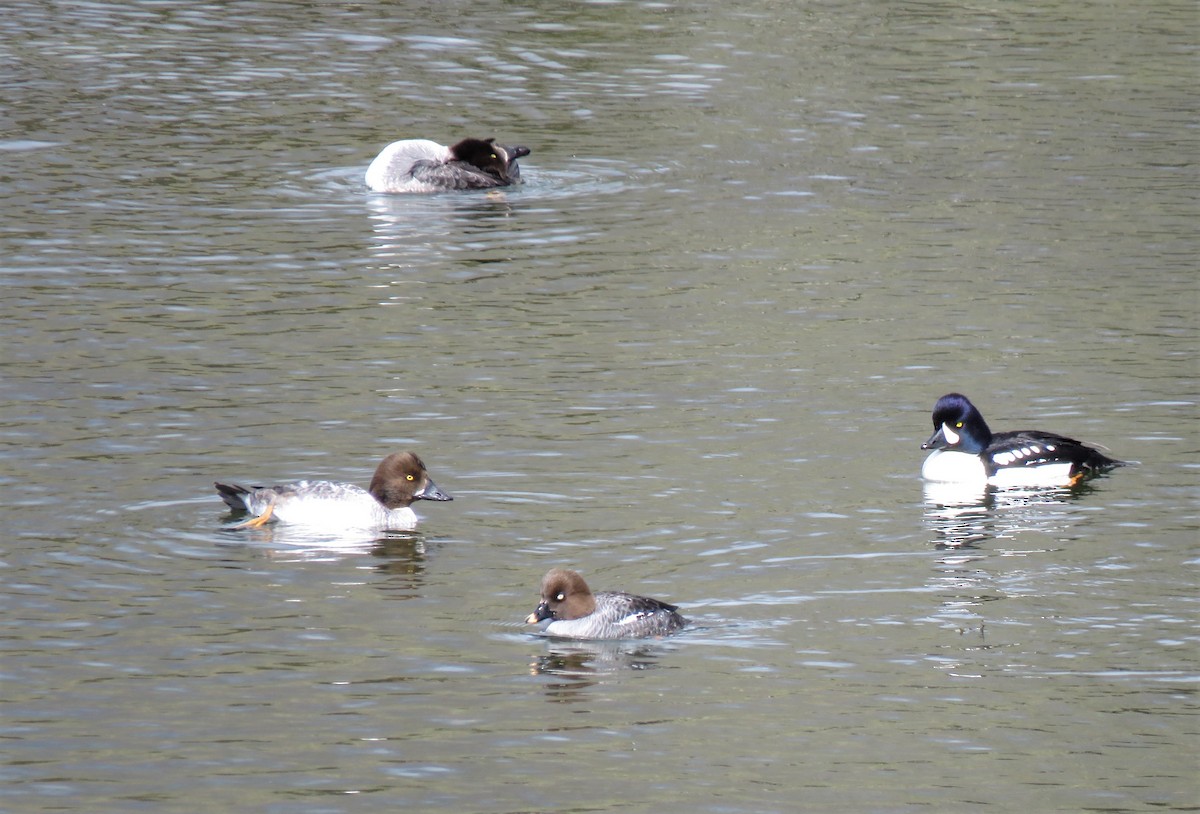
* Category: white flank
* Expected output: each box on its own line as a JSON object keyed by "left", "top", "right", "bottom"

{"left": 988, "top": 462, "right": 1074, "bottom": 489}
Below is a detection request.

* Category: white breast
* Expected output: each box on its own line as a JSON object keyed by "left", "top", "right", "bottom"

{"left": 921, "top": 449, "right": 987, "bottom": 485}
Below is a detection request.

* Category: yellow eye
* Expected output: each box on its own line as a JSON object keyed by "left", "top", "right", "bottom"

{"left": 490, "top": 153, "right": 497, "bottom": 159}
{"left": 406, "top": 474, "right": 414, "bottom": 481}
{"left": 955, "top": 422, "right": 963, "bottom": 428}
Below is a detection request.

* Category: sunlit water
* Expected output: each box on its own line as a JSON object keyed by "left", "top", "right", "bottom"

{"left": 1, "top": 1, "right": 1196, "bottom": 812}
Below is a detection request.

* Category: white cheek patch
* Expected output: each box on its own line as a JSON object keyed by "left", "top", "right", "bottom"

{"left": 941, "top": 423, "right": 960, "bottom": 445}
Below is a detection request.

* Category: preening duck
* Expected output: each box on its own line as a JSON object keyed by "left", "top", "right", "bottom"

{"left": 365, "top": 137, "right": 530, "bottom": 193}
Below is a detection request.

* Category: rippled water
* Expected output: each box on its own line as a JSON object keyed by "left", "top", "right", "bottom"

{"left": 2, "top": 1, "right": 1196, "bottom": 812}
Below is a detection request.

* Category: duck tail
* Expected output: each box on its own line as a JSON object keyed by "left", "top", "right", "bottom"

{"left": 214, "top": 482, "right": 252, "bottom": 512}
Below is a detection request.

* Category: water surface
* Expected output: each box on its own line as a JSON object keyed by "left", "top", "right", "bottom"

{"left": 1, "top": 1, "right": 1196, "bottom": 812}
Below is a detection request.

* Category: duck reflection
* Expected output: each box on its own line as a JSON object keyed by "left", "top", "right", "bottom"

{"left": 366, "top": 192, "right": 521, "bottom": 269}
{"left": 529, "top": 640, "right": 672, "bottom": 700}
{"left": 370, "top": 531, "right": 427, "bottom": 561}
{"left": 369, "top": 532, "right": 429, "bottom": 594}
{"left": 922, "top": 483, "right": 996, "bottom": 550}
{"left": 216, "top": 525, "right": 429, "bottom": 579}
{"left": 922, "top": 480, "right": 1099, "bottom": 550}
{"left": 920, "top": 481, "right": 1110, "bottom": 677}
{"left": 218, "top": 524, "right": 384, "bottom": 556}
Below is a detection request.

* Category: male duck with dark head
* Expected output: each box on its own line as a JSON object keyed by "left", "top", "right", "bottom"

{"left": 525, "top": 568, "right": 686, "bottom": 640}
{"left": 365, "top": 137, "right": 530, "bottom": 193}
{"left": 921, "top": 393, "right": 1123, "bottom": 488}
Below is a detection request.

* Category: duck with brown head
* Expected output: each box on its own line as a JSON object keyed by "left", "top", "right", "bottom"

{"left": 525, "top": 568, "right": 686, "bottom": 640}
{"left": 215, "top": 451, "right": 452, "bottom": 531}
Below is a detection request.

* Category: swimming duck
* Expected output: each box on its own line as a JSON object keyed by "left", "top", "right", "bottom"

{"left": 215, "top": 451, "right": 451, "bottom": 531}
{"left": 921, "top": 393, "right": 1122, "bottom": 488}
{"left": 365, "top": 137, "right": 530, "bottom": 193}
{"left": 525, "top": 568, "right": 686, "bottom": 640}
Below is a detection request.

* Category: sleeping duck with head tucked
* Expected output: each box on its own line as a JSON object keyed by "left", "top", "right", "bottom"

{"left": 365, "top": 137, "right": 530, "bottom": 193}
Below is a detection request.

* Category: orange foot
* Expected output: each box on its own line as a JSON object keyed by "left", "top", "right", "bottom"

{"left": 233, "top": 500, "right": 276, "bottom": 529}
